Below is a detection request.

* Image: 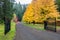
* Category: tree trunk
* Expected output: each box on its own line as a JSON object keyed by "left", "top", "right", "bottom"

{"left": 4, "top": 17, "right": 11, "bottom": 35}
{"left": 44, "top": 21, "right": 47, "bottom": 29}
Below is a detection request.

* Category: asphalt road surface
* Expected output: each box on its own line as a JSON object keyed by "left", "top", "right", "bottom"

{"left": 14, "top": 22, "right": 60, "bottom": 40}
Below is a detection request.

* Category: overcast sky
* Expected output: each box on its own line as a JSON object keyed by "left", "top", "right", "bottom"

{"left": 15, "top": 0, "right": 32, "bottom": 4}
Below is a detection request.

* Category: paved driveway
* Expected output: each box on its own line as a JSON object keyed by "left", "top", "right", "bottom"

{"left": 14, "top": 22, "right": 60, "bottom": 40}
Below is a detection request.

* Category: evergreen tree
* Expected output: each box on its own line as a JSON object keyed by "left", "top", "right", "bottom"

{"left": 0, "top": 0, "right": 15, "bottom": 34}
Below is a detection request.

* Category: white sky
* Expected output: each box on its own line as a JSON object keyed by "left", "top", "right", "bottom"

{"left": 15, "top": 0, "right": 32, "bottom": 4}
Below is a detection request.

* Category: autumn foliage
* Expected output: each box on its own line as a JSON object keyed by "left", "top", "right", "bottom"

{"left": 22, "top": 0, "right": 59, "bottom": 23}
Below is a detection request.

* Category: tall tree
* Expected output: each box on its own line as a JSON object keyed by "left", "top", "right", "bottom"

{"left": 22, "top": 0, "right": 59, "bottom": 23}
{"left": 0, "top": 0, "right": 15, "bottom": 34}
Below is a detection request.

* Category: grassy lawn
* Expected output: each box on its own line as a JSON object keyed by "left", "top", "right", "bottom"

{"left": 57, "top": 26, "right": 60, "bottom": 30}
{"left": 0, "top": 22, "right": 15, "bottom": 40}
{"left": 23, "top": 23, "right": 44, "bottom": 30}
{"left": 23, "top": 23, "right": 60, "bottom": 31}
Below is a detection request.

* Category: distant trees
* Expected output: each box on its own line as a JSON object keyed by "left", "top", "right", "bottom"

{"left": 22, "top": 0, "right": 59, "bottom": 23}
{"left": 14, "top": 2, "right": 27, "bottom": 21}
{"left": 56, "top": 0, "right": 60, "bottom": 12}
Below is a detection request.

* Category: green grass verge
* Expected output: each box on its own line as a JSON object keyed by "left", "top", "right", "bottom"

{"left": 0, "top": 22, "right": 15, "bottom": 40}
{"left": 57, "top": 26, "right": 60, "bottom": 30}
{"left": 23, "top": 23, "right": 60, "bottom": 31}
{"left": 23, "top": 23, "right": 44, "bottom": 30}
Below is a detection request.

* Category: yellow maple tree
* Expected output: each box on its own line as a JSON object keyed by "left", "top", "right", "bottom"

{"left": 22, "top": 4, "right": 34, "bottom": 23}
{"left": 22, "top": 0, "right": 59, "bottom": 23}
